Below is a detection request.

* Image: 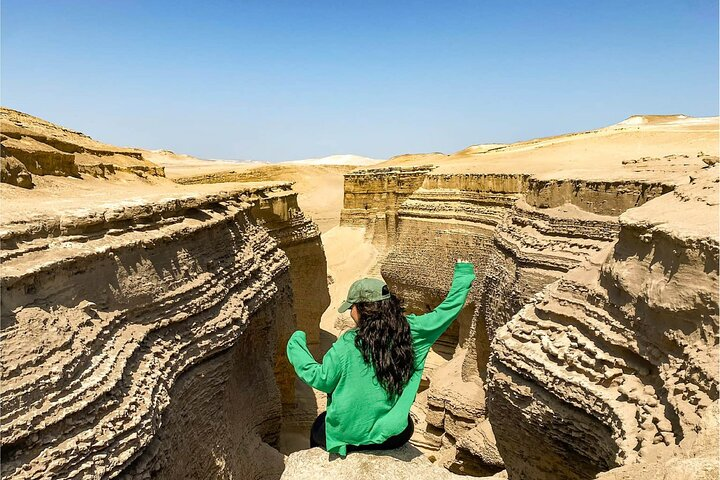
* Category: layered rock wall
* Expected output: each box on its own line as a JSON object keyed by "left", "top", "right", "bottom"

{"left": 343, "top": 169, "right": 657, "bottom": 377}
{"left": 250, "top": 188, "right": 330, "bottom": 357}
{"left": 1, "top": 183, "right": 326, "bottom": 479}
{"left": 339, "top": 163, "right": 713, "bottom": 477}
{"left": 487, "top": 169, "right": 718, "bottom": 479}
{"left": 340, "top": 165, "right": 435, "bottom": 248}
{"left": 1, "top": 108, "right": 164, "bottom": 188}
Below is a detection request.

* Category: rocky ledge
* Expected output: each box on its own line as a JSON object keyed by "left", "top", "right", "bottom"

{"left": 1, "top": 108, "right": 164, "bottom": 188}
{"left": 281, "top": 445, "right": 505, "bottom": 480}
{"left": 1, "top": 182, "right": 328, "bottom": 479}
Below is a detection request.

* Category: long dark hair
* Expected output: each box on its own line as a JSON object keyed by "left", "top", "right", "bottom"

{"left": 354, "top": 293, "right": 415, "bottom": 399}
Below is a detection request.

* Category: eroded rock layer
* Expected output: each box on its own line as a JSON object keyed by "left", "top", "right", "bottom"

{"left": 340, "top": 165, "right": 435, "bottom": 249}
{"left": 339, "top": 170, "right": 642, "bottom": 474}
{"left": 249, "top": 187, "right": 330, "bottom": 359}
{"left": 488, "top": 169, "right": 718, "bottom": 479}
{"left": 383, "top": 177, "right": 639, "bottom": 475}
{"left": 0, "top": 183, "right": 324, "bottom": 479}
{"left": 338, "top": 116, "right": 718, "bottom": 478}
{"left": 1, "top": 108, "right": 164, "bottom": 188}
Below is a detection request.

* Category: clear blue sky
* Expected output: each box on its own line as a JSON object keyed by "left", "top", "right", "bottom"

{"left": 2, "top": 1, "right": 718, "bottom": 162}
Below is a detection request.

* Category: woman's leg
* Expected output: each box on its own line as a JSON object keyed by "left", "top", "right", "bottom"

{"left": 310, "top": 412, "right": 327, "bottom": 449}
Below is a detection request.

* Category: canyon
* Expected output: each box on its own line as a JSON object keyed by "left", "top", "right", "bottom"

{"left": 1, "top": 108, "right": 718, "bottom": 479}
{"left": 0, "top": 108, "right": 328, "bottom": 479}
{"left": 336, "top": 115, "right": 719, "bottom": 479}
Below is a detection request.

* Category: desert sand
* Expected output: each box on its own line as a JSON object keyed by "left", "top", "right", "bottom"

{"left": 144, "top": 149, "right": 264, "bottom": 177}
{"left": 170, "top": 163, "right": 359, "bottom": 233}
{"left": 151, "top": 151, "right": 382, "bottom": 233}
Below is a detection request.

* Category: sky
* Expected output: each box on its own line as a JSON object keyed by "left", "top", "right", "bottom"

{"left": 1, "top": 1, "right": 718, "bottom": 162}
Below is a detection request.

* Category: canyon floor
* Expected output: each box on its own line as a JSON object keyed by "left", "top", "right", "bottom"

{"left": 1, "top": 107, "right": 718, "bottom": 480}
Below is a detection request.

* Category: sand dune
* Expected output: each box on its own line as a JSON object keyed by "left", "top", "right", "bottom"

{"left": 281, "top": 154, "right": 384, "bottom": 166}
{"left": 376, "top": 115, "right": 718, "bottom": 183}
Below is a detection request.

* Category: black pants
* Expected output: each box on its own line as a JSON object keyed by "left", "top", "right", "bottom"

{"left": 310, "top": 411, "right": 414, "bottom": 452}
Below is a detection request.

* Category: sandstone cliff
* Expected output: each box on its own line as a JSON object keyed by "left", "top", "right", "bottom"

{"left": 1, "top": 108, "right": 164, "bottom": 188}
{"left": 1, "top": 181, "right": 328, "bottom": 479}
{"left": 487, "top": 167, "right": 718, "bottom": 479}
{"left": 338, "top": 115, "right": 718, "bottom": 478}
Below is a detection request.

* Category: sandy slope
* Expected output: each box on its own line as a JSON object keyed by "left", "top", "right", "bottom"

{"left": 319, "top": 226, "right": 381, "bottom": 339}
{"left": 379, "top": 115, "right": 719, "bottom": 183}
{"left": 171, "top": 164, "right": 357, "bottom": 233}
{"left": 143, "top": 149, "right": 263, "bottom": 177}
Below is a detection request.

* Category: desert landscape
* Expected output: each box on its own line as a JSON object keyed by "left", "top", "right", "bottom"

{"left": 1, "top": 104, "right": 717, "bottom": 479}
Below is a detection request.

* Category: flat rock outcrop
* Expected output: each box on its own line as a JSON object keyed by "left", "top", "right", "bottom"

{"left": 1, "top": 108, "right": 164, "bottom": 188}
{"left": 1, "top": 181, "right": 327, "bottom": 479}
{"left": 281, "top": 445, "right": 504, "bottom": 480}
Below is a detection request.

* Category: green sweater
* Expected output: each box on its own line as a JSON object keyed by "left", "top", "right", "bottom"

{"left": 286, "top": 262, "right": 475, "bottom": 455}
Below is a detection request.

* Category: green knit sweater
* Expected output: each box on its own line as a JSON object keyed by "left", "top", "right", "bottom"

{"left": 287, "top": 262, "right": 475, "bottom": 455}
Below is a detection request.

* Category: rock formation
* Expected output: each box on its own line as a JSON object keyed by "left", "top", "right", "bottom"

{"left": 340, "top": 165, "right": 436, "bottom": 249}
{"left": 249, "top": 187, "right": 331, "bottom": 359}
{"left": 281, "top": 445, "right": 505, "bottom": 480}
{"left": 1, "top": 175, "right": 329, "bottom": 478}
{"left": 339, "top": 116, "right": 718, "bottom": 478}
{"left": 487, "top": 167, "right": 718, "bottom": 479}
{"left": 2, "top": 109, "right": 717, "bottom": 480}
{"left": 0, "top": 108, "right": 164, "bottom": 188}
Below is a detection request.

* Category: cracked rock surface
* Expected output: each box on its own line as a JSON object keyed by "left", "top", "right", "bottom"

{"left": 281, "top": 445, "right": 505, "bottom": 480}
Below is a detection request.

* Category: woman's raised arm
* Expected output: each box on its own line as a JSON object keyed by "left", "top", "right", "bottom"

{"left": 407, "top": 261, "right": 475, "bottom": 347}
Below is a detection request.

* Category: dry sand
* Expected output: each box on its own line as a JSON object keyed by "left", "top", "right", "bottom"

{"left": 168, "top": 163, "right": 357, "bottom": 233}
{"left": 143, "top": 149, "right": 264, "bottom": 178}
{"left": 320, "top": 225, "right": 381, "bottom": 339}
{"left": 380, "top": 115, "right": 719, "bottom": 183}
{"left": 147, "top": 150, "right": 382, "bottom": 232}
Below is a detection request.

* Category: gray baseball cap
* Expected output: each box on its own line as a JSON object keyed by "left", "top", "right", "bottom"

{"left": 337, "top": 278, "right": 391, "bottom": 313}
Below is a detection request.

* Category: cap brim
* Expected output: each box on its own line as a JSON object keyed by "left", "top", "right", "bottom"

{"left": 337, "top": 301, "right": 353, "bottom": 313}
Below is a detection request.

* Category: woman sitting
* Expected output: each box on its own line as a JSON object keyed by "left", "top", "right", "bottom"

{"left": 287, "top": 260, "right": 475, "bottom": 455}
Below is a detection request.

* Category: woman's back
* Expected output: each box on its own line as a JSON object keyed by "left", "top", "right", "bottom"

{"left": 323, "top": 330, "right": 412, "bottom": 448}
{"left": 287, "top": 261, "right": 475, "bottom": 455}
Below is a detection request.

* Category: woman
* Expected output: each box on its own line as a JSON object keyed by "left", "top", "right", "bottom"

{"left": 286, "top": 260, "right": 475, "bottom": 456}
